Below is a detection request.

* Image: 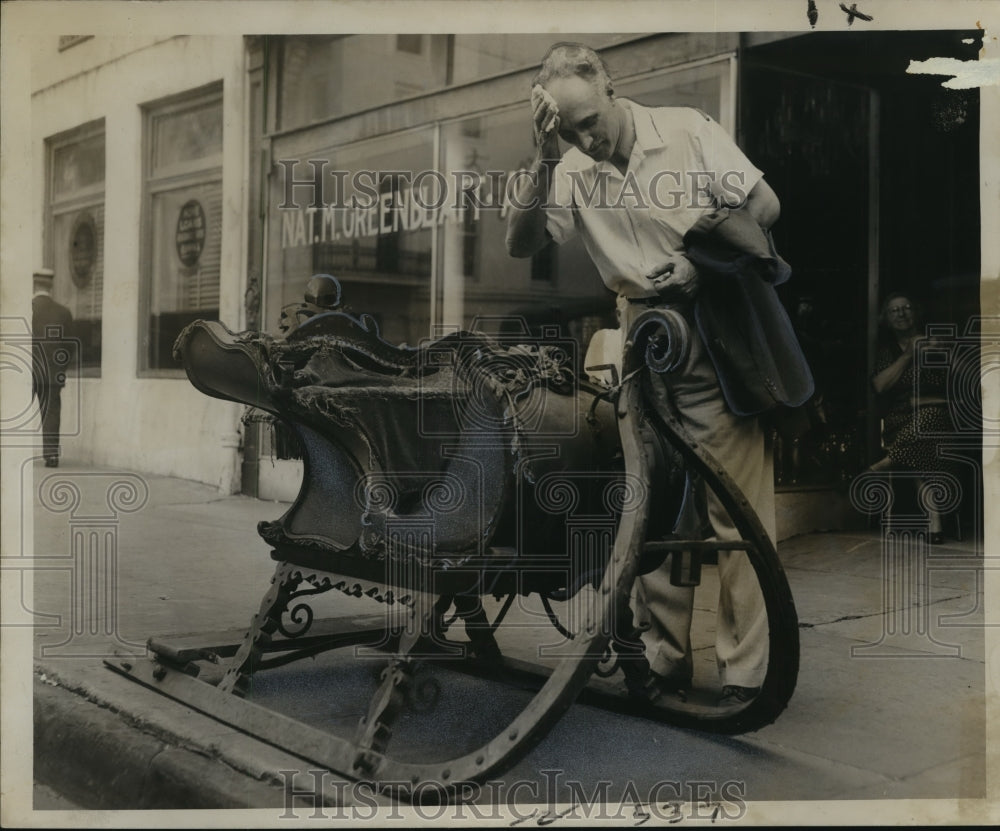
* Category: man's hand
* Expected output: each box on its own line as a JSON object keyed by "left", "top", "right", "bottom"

{"left": 647, "top": 256, "right": 700, "bottom": 302}
{"left": 531, "top": 84, "right": 561, "bottom": 159}
{"left": 506, "top": 85, "right": 561, "bottom": 258}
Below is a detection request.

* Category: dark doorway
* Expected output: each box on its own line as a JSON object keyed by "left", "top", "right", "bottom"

{"left": 740, "top": 30, "right": 981, "bottom": 494}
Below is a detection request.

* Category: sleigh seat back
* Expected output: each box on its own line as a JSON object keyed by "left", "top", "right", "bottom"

{"left": 174, "top": 311, "right": 681, "bottom": 594}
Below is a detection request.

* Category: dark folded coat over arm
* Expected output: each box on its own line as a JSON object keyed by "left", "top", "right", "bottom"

{"left": 683, "top": 206, "right": 815, "bottom": 417}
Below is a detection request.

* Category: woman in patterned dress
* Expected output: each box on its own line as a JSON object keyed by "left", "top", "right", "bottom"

{"left": 870, "top": 293, "right": 955, "bottom": 543}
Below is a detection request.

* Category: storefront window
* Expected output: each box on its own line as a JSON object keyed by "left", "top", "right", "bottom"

{"left": 277, "top": 34, "right": 642, "bottom": 131}
{"left": 268, "top": 128, "right": 435, "bottom": 346}
{"left": 47, "top": 124, "right": 105, "bottom": 371}
{"left": 618, "top": 59, "right": 727, "bottom": 125}
{"left": 449, "top": 33, "right": 641, "bottom": 86}
{"left": 278, "top": 36, "right": 451, "bottom": 129}
{"left": 269, "top": 55, "right": 731, "bottom": 364}
{"left": 141, "top": 88, "right": 223, "bottom": 372}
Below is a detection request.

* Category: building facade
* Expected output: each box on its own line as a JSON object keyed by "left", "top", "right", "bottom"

{"left": 31, "top": 35, "right": 248, "bottom": 490}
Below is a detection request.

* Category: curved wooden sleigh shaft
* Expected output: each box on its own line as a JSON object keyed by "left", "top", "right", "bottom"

{"left": 107, "top": 293, "right": 799, "bottom": 802}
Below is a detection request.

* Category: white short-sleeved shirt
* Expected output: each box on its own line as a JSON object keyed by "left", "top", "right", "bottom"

{"left": 545, "top": 102, "right": 763, "bottom": 298}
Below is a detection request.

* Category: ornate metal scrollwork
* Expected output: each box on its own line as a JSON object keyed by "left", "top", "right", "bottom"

{"left": 627, "top": 306, "right": 692, "bottom": 376}
{"left": 274, "top": 584, "right": 330, "bottom": 638}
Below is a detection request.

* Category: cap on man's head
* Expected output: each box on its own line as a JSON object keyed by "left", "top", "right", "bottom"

{"left": 31, "top": 268, "right": 55, "bottom": 294}
{"left": 33, "top": 268, "right": 55, "bottom": 290}
{"left": 305, "top": 273, "right": 342, "bottom": 309}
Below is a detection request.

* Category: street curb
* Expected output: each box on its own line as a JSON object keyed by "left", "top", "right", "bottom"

{"left": 33, "top": 673, "right": 288, "bottom": 810}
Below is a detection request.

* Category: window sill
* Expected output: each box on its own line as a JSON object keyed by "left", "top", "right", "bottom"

{"left": 68, "top": 368, "right": 102, "bottom": 380}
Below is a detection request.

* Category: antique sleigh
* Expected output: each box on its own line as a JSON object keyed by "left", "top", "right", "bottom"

{"left": 106, "top": 276, "right": 799, "bottom": 801}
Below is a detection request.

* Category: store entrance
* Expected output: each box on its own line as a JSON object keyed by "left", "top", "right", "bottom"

{"left": 740, "top": 30, "right": 981, "bottom": 493}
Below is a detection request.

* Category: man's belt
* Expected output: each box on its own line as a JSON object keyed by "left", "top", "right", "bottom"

{"left": 626, "top": 295, "right": 666, "bottom": 306}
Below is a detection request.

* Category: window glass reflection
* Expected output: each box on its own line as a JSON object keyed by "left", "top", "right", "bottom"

{"left": 436, "top": 59, "right": 728, "bottom": 364}
{"left": 277, "top": 33, "right": 643, "bottom": 131}
{"left": 52, "top": 206, "right": 103, "bottom": 368}
{"left": 269, "top": 56, "right": 729, "bottom": 368}
{"left": 279, "top": 36, "right": 452, "bottom": 129}
{"left": 439, "top": 107, "right": 609, "bottom": 354}
{"left": 449, "top": 33, "right": 640, "bottom": 85}
{"left": 152, "top": 102, "right": 223, "bottom": 173}
{"left": 268, "top": 129, "right": 435, "bottom": 346}
{"left": 618, "top": 61, "right": 723, "bottom": 121}
{"left": 49, "top": 127, "right": 106, "bottom": 371}
{"left": 53, "top": 132, "right": 105, "bottom": 198}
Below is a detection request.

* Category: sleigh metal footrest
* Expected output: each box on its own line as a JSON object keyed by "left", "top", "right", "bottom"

{"left": 146, "top": 614, "right": 402, "bottom": 672}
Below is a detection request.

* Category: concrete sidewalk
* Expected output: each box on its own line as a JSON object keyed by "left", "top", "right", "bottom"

{"left": 22, "top": 459, "right": 993, "bottom": 818}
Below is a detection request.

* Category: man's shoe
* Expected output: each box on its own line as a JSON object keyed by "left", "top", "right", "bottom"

{"left": 644, "top": 670, "right": 692, "bottom": 704}
{"left": 44, "top": 457, "right": 58, "bottom": 468}
{"left": 719, "top": 685, "right": 760, "bottom": 707}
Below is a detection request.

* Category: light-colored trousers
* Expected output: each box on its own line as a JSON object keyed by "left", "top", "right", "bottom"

{"left": 618, "top": 298, "right": 775, "bottom": 689}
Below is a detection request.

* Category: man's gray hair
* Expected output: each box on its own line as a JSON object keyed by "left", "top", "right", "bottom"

{"left": 533, "top": 42, "right": 613, "bottom": 94}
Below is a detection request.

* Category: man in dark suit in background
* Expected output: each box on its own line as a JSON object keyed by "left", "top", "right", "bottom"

{"left": 32, "top": 268, "right": 73, "bottom": 467}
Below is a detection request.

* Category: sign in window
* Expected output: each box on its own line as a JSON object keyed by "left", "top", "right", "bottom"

{"left": 142, "top": 89, "right": 223, "bottom": 372}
